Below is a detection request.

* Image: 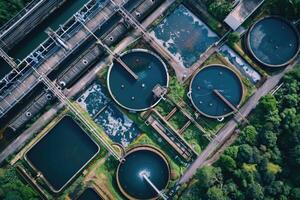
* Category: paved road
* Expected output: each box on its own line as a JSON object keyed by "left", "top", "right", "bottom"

{"left": 179, "top": 58, "right": 299, "bottom": 184}
{"left": 0, "top": 0, "right": 176, "bottom": 164}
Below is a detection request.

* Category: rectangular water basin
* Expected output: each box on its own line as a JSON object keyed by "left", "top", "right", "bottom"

{"left": 151, "top": 4, "right": 219, "bottom": 68}
{"left": 25, "top": 116, "right": 99, "bottom": 193}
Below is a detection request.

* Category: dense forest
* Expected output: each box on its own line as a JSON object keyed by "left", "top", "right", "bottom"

{"left": 180, "top": 65, "right": 300, "bottom": 199}
{"left": 0, "top": 0, "right": 32, "bottom": 27}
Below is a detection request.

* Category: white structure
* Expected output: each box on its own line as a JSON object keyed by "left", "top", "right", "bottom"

{"left": 224, "top": 0, "right": 265, "bottom": 30}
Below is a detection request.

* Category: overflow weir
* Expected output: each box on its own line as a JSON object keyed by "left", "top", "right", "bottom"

{"left": 0, "top": 0, "right": 165, "bottom": 130}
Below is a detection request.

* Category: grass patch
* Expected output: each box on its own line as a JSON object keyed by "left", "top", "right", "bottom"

{"left": 183, "top": 124, "right": 210, "bottom": 154}
{"left": 93, "top": 157, "right": 124, "bottom": 200}
{"left": 168, "top": 76, "right": 188, "bottom": 102}
{"left": 169, "top": 111, "right": 188, "bottom": 130}
{"left": 156, "top": 100, "right": 175, "bottom": 116}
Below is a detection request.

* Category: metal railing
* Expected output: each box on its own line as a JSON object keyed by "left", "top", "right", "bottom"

{"left": 109, "top": 0, "right": 181, "bottom": 68}
{"left": 75, "top": 10, "right": 138, "bottom": 80}
{"left": 0, "top": 0, "right": 109, "bottom": 117}
{"left": 34, "top": 68, "right": 121, "bottom": 160}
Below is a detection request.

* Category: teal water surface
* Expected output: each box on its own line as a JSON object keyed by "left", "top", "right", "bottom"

{"left": 190, "top": 65, "right": 243, "bottom": 118}
{"left": 248, "top": 17, "right": 299, "bottom": 66}
{"left": 108, "top": 50, "right": 168, "bottom": 111}
{"left": 78, "top": 188, "right": 103, "bottom": 200}
{"left": 151, "top": 5, "right": 219, "bottom": 68}
{"left": 118, "top": 149, "right": 169, "bottom": 199}
{"left": 26, "top": 116, "right": 99, "bottom": 191}
{"left": 0, "top": 59, "right": 11, "bottom": 79}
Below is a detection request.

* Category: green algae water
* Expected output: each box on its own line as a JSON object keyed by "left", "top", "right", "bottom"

{"left": 9, "top": 0, "right": 91, "bottom": 60}
{"left": 117, "top": 147, "right": 170, "bottom": 199}
{"left": 26, "top": 116, "right": 99, "bottom": 192}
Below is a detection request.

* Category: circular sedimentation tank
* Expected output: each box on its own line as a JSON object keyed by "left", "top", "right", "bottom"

{"left": 189, "top": 64, "right": 244, "bottom": 119}
{"left": 247, "top": 16, "right": 300, "bottom": 68}
{"left": 107, "top": 49, "right": 169, "bottom": 111}
{"left": 116, "top": 146, "right": 170, "bottom": 200}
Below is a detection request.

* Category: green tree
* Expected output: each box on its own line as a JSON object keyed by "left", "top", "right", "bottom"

{"left": 266, "top": 181, "right": 284, "bottom": 197}
{"left": 290, "top": 145, "right": 300, "bottom": 165}
{"left": 0, "top": 168, "right": 38, "bottom": 200}
{"left": 224, "top": 146, "right": 239, "bottom": 159}
{"left": 228, "top": 32, "right": 240, "bottom": 46}
{"left": 291, "top": 188, "right": 300, "bottom": 200}
{"left": 246, "top": 183, "right": 264, "bottom": 200}
{"left": 237, "top": 144, "right": 254, "bottom": 163}
{"left": 217, "top": 155, "right": 236, "bottom": 172}
{"left": 207, "top": 186, "right": 228, "bottom": 200}
{"left": 195, "top": 166, "right": 222, "bottom": 189}
{"left": 208, "top": 0, "right": 232, "bottom": 20}
{"left": 3, "top": 191, "right": 22, "bottom": 200}
{"left": 280, "top": 108, "right": 299, "bottom": 131}
{"left": 238, "top": 125, "right": 257, "bottom": 145}
{"left": 282, "top": 94, "right": 299, "bottom": 108}
{"left": 259, "top": 131, "right": 277, "bottom": 148}
{"left": 223, "top": 182, "right": 244, "bottom": 200}
{"left": 254, "top": 95, "right": 280, "bottom": 127}
{"left": 0, "top": 0, "right": 32, "bottom": 26}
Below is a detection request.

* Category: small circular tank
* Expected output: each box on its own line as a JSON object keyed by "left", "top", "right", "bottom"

{"left": 116, "top": 146, "right": 170, "bottom": 200}
{"left": 189, "top": 64, "right": 244, "bottom": 119}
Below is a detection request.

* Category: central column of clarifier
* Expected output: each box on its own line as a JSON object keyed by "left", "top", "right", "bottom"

{"left": 140, "top": 170, "right": 168, "bottom": 200}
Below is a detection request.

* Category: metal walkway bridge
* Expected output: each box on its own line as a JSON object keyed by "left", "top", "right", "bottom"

{"left": 0, "top": 47, "right": 18, "bottom": 70}
{"left": 141, "top": 172, "right": 168, "bottom": 200}
{"left": 109, "top": 0, "right": 187, "bottom": 81}
{"left": 74, "top": 13, "right": 138, "bottom": 80}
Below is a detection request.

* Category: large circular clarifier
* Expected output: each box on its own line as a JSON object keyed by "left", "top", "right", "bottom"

{"left": 189, "top": 65, "right": 243, "bottom": 119}
{"left": 107, "top": 49, "right": 169, "bottom": 111}
{"left": 247, "top": 16, "right": 300, "bottom": 68}
{"left": 116, "top": 146, "right": 170, "bottom": 200}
